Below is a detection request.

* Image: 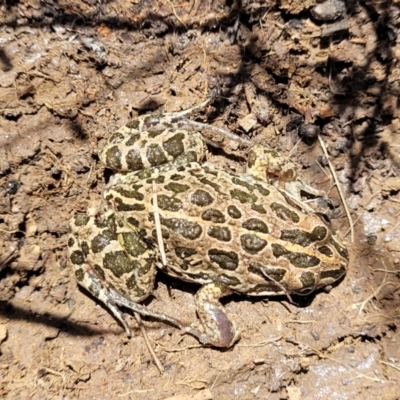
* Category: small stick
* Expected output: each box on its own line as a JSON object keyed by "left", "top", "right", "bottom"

{"left": 317, "top": 135, "right": 354, "bottom": 242}
{"left": 134, "top": 313, "right": 164, "bottom": 374}
{"left": 153, "top": 182, "right": 167, "bottom": 266}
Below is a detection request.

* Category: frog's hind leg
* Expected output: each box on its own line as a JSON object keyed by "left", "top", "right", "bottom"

{"left": 182, "top": 283, "right": 240, "bottom": 348}
{"left": 68, "top": 211, "right": 186, "bottom": 336}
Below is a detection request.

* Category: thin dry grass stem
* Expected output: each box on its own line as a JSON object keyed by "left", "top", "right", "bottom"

{"left": 287, "top": 138, "right": 302, "bottom": 158}
{"left": 134, "top": 313, "right": 164, "bottom": 374}
{"left": 153, "top": 182, "right": 167, "bottom": 266}
{"left": 86, "top": 161, "right": 95, "bottom": 185}
{"left": 343, "top": 215, "right": 361, "bottom": 239}
{"left": 315, "top": 159, "right": 332, "bottom": 187}
{"left": 164, "top": 0, "right": 188, "bottom": 28}
{"left": 317, "top": 135, "right": 354, "bottom": 242}
{"left": 286, "top": 320, "right": 316, "bottom": 324}
{"left": 238, "top": 336, "right": 283, "bottom": 348}
{"left": 40, "top": 367, "right": 66, "bottom": 383}
{"left": 260, "top": 269, "right": 294, "bottom": 304}
{"left": 175, "top": 378, "right": 209, "bottom": 390}
{"left": 379, "top": 360, "right": 400, "bottom": 372}
{"left": 370, "top": 269, "right": 398, "bottom": 274}
{"left": 388, "top": 197, "right": 400, "bottom": 204}
{"left": 385, "top": 220, "right": 400, "bottom": 235}
{"left": 44, "top": 147, "right": 74, "bottom": 183}
{"left": 356, "top": 281, "right": 396, "bottom": 317}
{"left": 210, "top": 370, "right": 222, "bottom": 391}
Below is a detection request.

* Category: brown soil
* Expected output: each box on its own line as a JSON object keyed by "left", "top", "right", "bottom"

{"left": 1, "top": 1, "right": 400, "bottom": 399}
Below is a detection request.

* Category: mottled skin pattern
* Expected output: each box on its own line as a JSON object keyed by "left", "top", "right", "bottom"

{"left": 68, "top": 100, "right": 349, "bottom": 347}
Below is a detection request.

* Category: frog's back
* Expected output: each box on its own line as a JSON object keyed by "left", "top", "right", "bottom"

{"left": 106, "top": 162, "right": 348, "bottom": 296}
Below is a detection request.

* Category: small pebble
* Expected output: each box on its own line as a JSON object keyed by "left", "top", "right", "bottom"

{"left": 311, "top": 0, "right": 346, "bottom": 22}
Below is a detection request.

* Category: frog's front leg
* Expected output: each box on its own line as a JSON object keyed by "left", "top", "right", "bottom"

{"left": 247, "top": 145, "right": 330, "bottom": 212}
{"left": 183, "top": 283, "right": 240, "bottom": 348}
{"left": 68, "top": 211, "right": 187, "bottom": 336}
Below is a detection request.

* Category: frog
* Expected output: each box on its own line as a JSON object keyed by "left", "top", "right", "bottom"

{"left": 68, "top": 97, "right": 349, "bottom": 348}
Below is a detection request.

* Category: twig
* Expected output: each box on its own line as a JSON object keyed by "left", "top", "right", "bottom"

{"left": 379, "top": 360, "right": 400, "bottom": 372}
{"left": 134, "top": 313, "right": 164, "bottom": 374}
{"left": 356, "top": 281, "right": 396, "bottom": 317}
{"left": 317, "top": 135, "right": 354, "bottom": 242}
{"left": 153, "top": 182, "right": 167, "bottom": 266}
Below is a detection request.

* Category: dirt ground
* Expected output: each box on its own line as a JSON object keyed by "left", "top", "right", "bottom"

{"left": 1, "top": 1, "right": 400, "bottom": 399}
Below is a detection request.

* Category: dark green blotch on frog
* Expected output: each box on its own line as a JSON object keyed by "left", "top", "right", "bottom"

{"left": 164, "top": 182, "right": 190, "bottom": 194}
{"left": 126, "top": 216, "right": 140, "bottom": 227}
{"left": 88, "top": 282, "right": 100, "bottom": 297}
{"left": 109, "top": 131, "right": 125, "bottom": 144}
{"left": 242, "top": 218, "right": 269, "bottom": 234}
{"left": 200, "top": 177, "right": 221, "bottom": 192}
{"left": 121, "top": 232, "right": 147, "bottom": 257}
{"left": 217, "top": 274, "right": 241, "bottom": 287}
{"left": 146, "top": 143, "right": 168, "bottom": 167}
{"left": 202, "top": 165, "right": 218, "bottom": 176}
{"left": 170, "top": 174, "right": 184, "bottom": 181}
{"left": 91, "top": 229, "right": 117, "bottom": 253}
{"left": 148, "top": 130, "right": 163, "bottom": 138}
{"left": 145, "top": 175, "right": 165, "bottom": 185}
{"left": 126, "top": 273, "right": 148, "bottom": 297}
{"left": 280, "top": 226, "right": 328, "bottom": 247}
{"left": 113, "top": 185, "right": 144, "bottom": 201}
{"left": 175, "top": 247, "right": 197, "bottom": 271}
{"left": 73, "top": 214, "right": 90, "bottom": 227}
{"left": 240, "top": 234, "right": 267, "bottom": 254}
{"left": 232, "top": 177, "right": 257, "bottom": 192}
{"left": 125, "top": 133, "right": 140, "bottom": 147}
{"left": 103, "top": 250, "right": 135, "bottom": 278}
{"left": 162, "top": 132, "right": 185, "bottom": 158}
{"left": 151, "top": 227, "right": 170, "bottom": 240}
{"left": 318, "top": 245, "right": 333, "bottom": 257}
{"left": 299, "top": 271, "right": 316, "bottom": 289}
{"left": 94, "top": 214, "right": 117, "bottom": 231}
{"left": 74, "top": 268, "right": 84, "bottom": 282}
{"left": 251, "top": 204, "right": 267, "bottom": 214}
{"left": 201, "top": 209, "right": 226, "bottom": 223}
{"left": 161, "top": 218, "right": 202, "bottom": 240}
{"left": 126, "top": 149, "right": 145, "bottom": 171}
{"left": 114, "top": 197, "right": 146, "bottom": 212}
{"left": 105, "top": 146, "right": 123, "bottom": 170}
{"left": 230, "top": 188, "right": 258, "bottom": 204}
{"left": 67, "top": 237, "right": 75, "bottom": 247}
{"left": 191, "top": 189, "right": 214, "bottom": 206}
{"left": 320, "top": 265, "right": 346, "bottom": 280}
{"left": 255, "top": 183, "right": 270, "bottom": 196}
{"left": 271, "top": 202, "right": 300, "bottom": 223}
{"left": 207, "top": 226, "right": 232, "bottom": 242}
{"left": 249, "top": 262, "right": 286, "bottom": 282}
{"left": 93, "top": 264, "right": 105, "bottom": 280}
{"left": 80, "top": 241, "right": 90, "bottom": 256}
{"left": 158, "top": 194, "right": 182, "bottom": 212}
{"left": 329, "top": 238, "right": 349, "bottom": 260}
{"left": 271, "top": 243, "right": 320, "bottom": 268}
{"left": 126, "top": 119, "right": 140, "bottom": 130}
{"left": 209, "top": 248, "right": 238, "bottom": 270}
{"left": 227, "top": 205, "right": 242, "bottom": 219}
{"left": 175, "top": 247, "right": 197, "bottom": 259}
{"left": 70, "top": 250, "right": 85, "bottom": 265}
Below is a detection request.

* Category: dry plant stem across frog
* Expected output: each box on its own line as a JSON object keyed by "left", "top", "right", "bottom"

{"left": 68, "top": 98, "right": 349, "bottom": 348}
